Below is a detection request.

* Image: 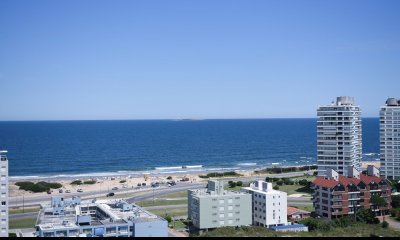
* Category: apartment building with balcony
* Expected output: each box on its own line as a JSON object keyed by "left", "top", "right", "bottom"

{"left": 188, "top": 180, "right": 252, "bottom": 230}
{"left": 312, "top": 165, "right": 391, "bottom": 219}
{"left": 0, "top": 150, "right": 8, "bottom": 237}
{"left": 380, "top": 97, "right": 400, "bottom": 180}
{"left": 242, "top": 181, "right": 288, "bottom": 228}
{"left": 35, "top": 196, "right": 167, "bottom": 237}
{"left": 317, "top": 96, "right": 362, "bottom": 177}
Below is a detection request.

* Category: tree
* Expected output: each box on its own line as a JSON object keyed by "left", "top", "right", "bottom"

{"left": 167, "top": 176, "right": 172, "bottom": 180}
{"left": 273, "top": 185, "right": 279, "bottom": 190}
{"left": 164, "top": 214, "right": 172, "bottom": 223}
{"left": 391, "top": 195, "right": 400, "bottom": 208}
{"left": 382, "top": 221, "right": 389, "bottom": 228}
{"left": 276, "top": 180, "right": 283, "bottom": 186}
{"left": 371, "top": 195, "right": 387, "bottom": 217}
{"left": 236, "top": 181, "right": 243, "bottom": 187}
{"left": 228, "top": 181, "right": 237, "bottom": 188}
{"left": 356, "top": 208, "right": 378, "bottom": 224}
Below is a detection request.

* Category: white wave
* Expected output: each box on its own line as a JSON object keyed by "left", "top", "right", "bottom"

{"left": 237, "top": 163, "right": 257, "bottom": 166}
{"left": 183, "top": 165, "right": 203, "bottom": 168}
{"left": 300, "top": 157, "right": 307, "bottom": 159}
{"left": 364, "top": 153, "right": 376, "bottom": 156}
{"left": 155, "top": 166, "right": 183, "bottom": 170}
{"left": 160, "top": 170, "right": 188, "bottom": 174}
{"left": 206, "top": 167, "right": 240, "bottom": 171}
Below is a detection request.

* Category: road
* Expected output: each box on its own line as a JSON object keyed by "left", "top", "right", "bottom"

{"left": 9, "top": 170, "right": 314, "bottom": 208}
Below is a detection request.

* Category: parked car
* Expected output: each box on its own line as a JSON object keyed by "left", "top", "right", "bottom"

{"left": 141, "top": 183, "right": 146, "bottom": 186}
{"left": 77, "top": 189, "right": 83, "bottom": 192}
{"left": 106, "top": 192, "right": 115, "bottom": 197}
{"left": 47, "top": 190, "right": 52, "bottom": 194}
{"left": 59, "top": 189, "right": 63, "bottom": 193}
{"left": 65, "top": 189, "right": 71, "bottom": 193}
{"left": 137, "top": 183, "right": 142, "bottom": 187}
{"left": 112, "top": 187, "right": 118, "bottom": 190}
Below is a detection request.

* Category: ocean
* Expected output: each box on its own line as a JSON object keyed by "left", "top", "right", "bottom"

{"left": 0, "top": 118, "right": 380, "bottom": 178}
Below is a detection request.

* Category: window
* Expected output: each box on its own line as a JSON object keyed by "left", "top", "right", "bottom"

{"left": 1, "top": 202, "right": 5, "bottom": 206}
{"left": 219, "top": 206, "right": 224, "bottom": 211}
{"left": 219, "top": 213, "right": 225, "bottom": 218}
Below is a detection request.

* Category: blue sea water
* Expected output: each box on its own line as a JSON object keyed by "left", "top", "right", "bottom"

{"left": 0, "top": 118, "right": 380, "bottom": 177}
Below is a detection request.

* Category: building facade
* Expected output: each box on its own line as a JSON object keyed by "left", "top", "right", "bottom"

{"left": 0, "top": 150, "right": 8, "bottom": 237}
{"left": 312, "top": 166, "right": 392, "bottom": 219}
{"left": 188, "top": 180, "right": 252, "bottom": 230}
{"left": 35, "top": 196, "right": 168, "bottom": 237}
{"left": 317, "top": 96, "right": 362, "bottom": 176}
{"left": 242, "top": 181, "right": 288, "bottom": 228}
{"left": 380, "top": 97, "right": 400, "bottom": 180}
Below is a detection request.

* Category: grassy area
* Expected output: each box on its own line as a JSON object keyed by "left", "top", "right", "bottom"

{"left": 196, "top": 224, "right": 400, "bottom": 237}
{"left": 149, "top": 207, "right": 188, "bottom": 217}
{"left": 170, "top": 220, "right": 188, "bottom": 230}
{"left": 9, "top": 218, "right": 37, "bottom": 229}
{"left": 137, "top": 199, "right": 187, "bottom": 207}
{"left": 289, "top": 175, "right": 316, "bottom": 181}
{"left": 158, "top": 191, "right": 187, "bottom": 199}
{"left": 224, "top": 186, "right": 243, "bottom": 191}
{"left": 274, "top": 184, "right": 312, "bottom": 196}
{"left": 9, "top": 207, "right": 40, "bottom": 215}
{"left": 288, "top": 205, "right": 315, "bottom": 212}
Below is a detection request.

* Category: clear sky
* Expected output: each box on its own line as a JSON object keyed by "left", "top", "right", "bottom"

{"left": 1, "top": 0, "right": 399, "bottom": 120}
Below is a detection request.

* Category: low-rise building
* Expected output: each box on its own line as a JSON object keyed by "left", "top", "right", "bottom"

{"left": 188, "top": 180, "right": 252, "bottom": 230}
{"left": 312, "top": 165, "right": 392, "bottom": 219}
{"left": 242, "top": 181, "right": 288, "bottom": 228}
{"left": 35, "top": 196, "right": 168, "bottom": 237}
{"left": 287, "top": 207, "right": 311, "bottom": 221}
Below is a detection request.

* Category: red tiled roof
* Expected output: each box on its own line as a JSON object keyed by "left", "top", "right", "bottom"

{"left": 313, "top": 176, "right": 338, "bottom": 188}
{"left": 339, "top": 176, "right": 361, "bottom": 186}
{"left": 287, "top": 207, "right": 310, "bottom": 216}
{"left": 313, "top": 174, "right": 385, "bottom": 189}
{"left": 360, "top": 175, "right": 382, "bottom": 185}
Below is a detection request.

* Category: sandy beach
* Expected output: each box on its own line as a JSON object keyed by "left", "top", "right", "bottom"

{"left": 8, "top": 161, "right": 379, "bottom": 198}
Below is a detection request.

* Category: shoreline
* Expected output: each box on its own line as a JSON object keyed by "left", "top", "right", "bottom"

{"left": 8, "top": 159, "right": 380, "bottom": 182}
{"left": 8, "top": 161, "right": 379, "bottom": 199}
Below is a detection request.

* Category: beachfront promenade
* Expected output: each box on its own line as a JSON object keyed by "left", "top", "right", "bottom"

{"left": 9, "top": 170, "right": 315, "bottom": 208}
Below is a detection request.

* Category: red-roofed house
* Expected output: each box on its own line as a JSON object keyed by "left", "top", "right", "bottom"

{"left": 287, "top": 207, "right": 311, "bottom": 221}
{"left": 312, "top": 166, "right": 392, "bottom": 219}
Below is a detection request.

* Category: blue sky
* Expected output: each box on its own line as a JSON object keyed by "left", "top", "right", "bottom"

{"left": 1, "top": 0, "right": 399, "bottom": 120}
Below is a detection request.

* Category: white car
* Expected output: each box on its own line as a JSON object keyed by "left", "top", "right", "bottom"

{"left": 77, "top": 189, "right": 83, "bottom": 192}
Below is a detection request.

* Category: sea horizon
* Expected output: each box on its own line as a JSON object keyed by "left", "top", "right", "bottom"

{"left": 0, "top": 118, "right": 380, "bottom": 178}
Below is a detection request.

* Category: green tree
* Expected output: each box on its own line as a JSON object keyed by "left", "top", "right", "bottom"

{"left": 356, "top": 208, "right": 378, "bottom": 224}
{"left": 391, "top": 195, "right": 400, "bottom": 208}
{"left": 382, "top": 220, "right": 389, "bottom": 228}
{"left": 371, "top": 195, "right": 387, "bottom": 217}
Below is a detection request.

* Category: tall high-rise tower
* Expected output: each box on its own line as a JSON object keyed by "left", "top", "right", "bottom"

{"left": 380, "top": 98, "right": 400, "bottom": 180}
{"left": 0, "top": 150, "right": 8, "bottom": 237}
{"left": 317, "top": 97, "right": 362, "bottom": 176}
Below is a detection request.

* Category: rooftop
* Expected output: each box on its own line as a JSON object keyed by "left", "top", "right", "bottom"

{"left": 37, "top": 197, "right": 165, "bottom": 231}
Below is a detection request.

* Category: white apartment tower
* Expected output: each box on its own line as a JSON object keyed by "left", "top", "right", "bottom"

{"left": 242, "top": 181, "right": 287, "bottom": 228}
{"left": 380, "top": 97, "right": 400, "bottom": 180}
{"left": 0, "top": 150, "right": 8, "bottom": 237}
{"left": 317, "top": 96, "right": 362, "bottom": 176}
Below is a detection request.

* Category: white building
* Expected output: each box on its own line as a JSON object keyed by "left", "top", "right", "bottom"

{"left": 188, "top": 180, "right": 252, "bottom": 230}
{"left": 242, "top": 181, "right": 287, "bottom": 228}
{"left": 317, "top": 96, "right": 362, "bottom": 176}
{"left": 0, "top": 150, "right": 8, "bottom": 237}
{"left": 35, "top": 196, "right": 168, "bottom": 237}
{"left": 380, "top": 97, "right": 400, "bottom": 180}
